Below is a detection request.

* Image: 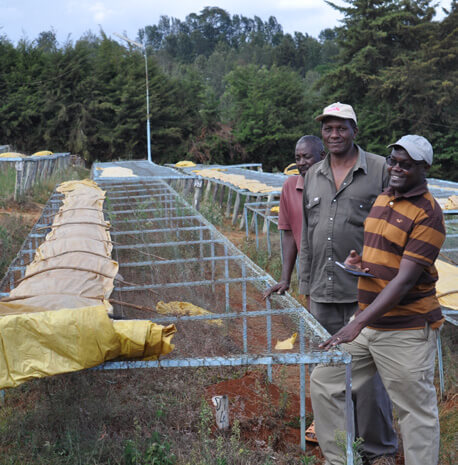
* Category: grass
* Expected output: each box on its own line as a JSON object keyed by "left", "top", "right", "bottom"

{"left": 0, "top": 367, "right": 318, "bottom": 465}
{"left": 0, "top": 166, "right": 16, "bottom": 207}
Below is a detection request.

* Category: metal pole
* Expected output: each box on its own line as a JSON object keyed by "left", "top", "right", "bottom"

{"left": 144, "top": 49, "right": 152, "bottom": 163}
{"left": 114, "top": 33, "right": 151, "bottom": 163}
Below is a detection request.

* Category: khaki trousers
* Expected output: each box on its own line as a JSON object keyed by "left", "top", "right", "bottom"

{"left": 311, "top": 325, "right": 439, "bottom": 465}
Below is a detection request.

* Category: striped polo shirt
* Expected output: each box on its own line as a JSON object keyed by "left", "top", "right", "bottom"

{"left": 358, "top": 182, "right": 446, "bottom": 330}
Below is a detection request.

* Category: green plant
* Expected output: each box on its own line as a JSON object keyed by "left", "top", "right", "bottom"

{"left": 0, "top": 166, "right": 16, "bottom": 205}
{"left": 300, "top": 455, "right": 318, "bottom": 464}
{"left": 28, "top": 166, "right": 90, "bottom": 204}
{"left": 335, "top": 431, "right": 364, "bottom": 465}
{"left": 200, "top": 200, "right": 223, "bottom": 226}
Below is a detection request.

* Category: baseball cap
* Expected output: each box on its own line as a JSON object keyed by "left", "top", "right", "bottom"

{"left": 315, "top": 102, "right": 357, "bottom": 124}
{"left": 388, "top": 135, "right": 433, "bottom": 166}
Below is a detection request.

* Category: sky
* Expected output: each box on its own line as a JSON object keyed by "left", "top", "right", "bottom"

{"left": 0, "top": 0, "right": 453, "bottom": 46}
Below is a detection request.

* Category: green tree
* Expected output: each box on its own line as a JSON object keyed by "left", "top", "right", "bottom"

{"left": 224, "top": 65, "right": 316, "bottom": 169}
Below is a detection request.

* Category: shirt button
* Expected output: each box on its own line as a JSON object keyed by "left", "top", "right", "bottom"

{"left": 328, "top": 277, "right": 332, "bottom": 280}
{"left": 328, "top": 237, "right": 331, "bottom": 240}
{"left": 389, "top": 201, "right": 394, "bottom": 206}
{"left": 333, "top": 199, "right": 336, "bottom": 202}
{"left": 359, "top": 204, "right": 363, "bottom": 208}
{"left": 330, "top": 217, "right": 333, "bottom": 221}
{"left": 343, "top": 182, "right": 347, "bottom": 185}
{"left": 328, "top": 257, "right": 332, "bottom": 260}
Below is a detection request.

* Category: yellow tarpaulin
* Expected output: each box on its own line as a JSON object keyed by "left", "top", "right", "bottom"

{"left": 0, "top": 152, "right": 26, "bottom": 158}
{"left": 0, "top": 304, "right": 176, "bottom": 389}
{"left": 283, "top": 163, "right": 299, "bottom": 175}
{"left": 156, "top": 301, "right": 223, "bottom": 327}
{"left": 31, "top": 150, "right": 53, "bottom": 156}
{"left": 175, "top": 160, "right": 196, "bottom": 167}
{"left": 436, "top": 259, "right": 458, "bottom": 310}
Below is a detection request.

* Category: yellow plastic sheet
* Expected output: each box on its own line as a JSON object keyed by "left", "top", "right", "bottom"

{"left": 0, "top": 152, "right": 26, "bottom": 158}
{"left": 31, "top": 150, "right": 53, "bottom": 156}
{"left": 436, "top": 259, "right": 458, "bottom": 310}
{"left": 156, "top": 301, "right": 223, "bottom": 326}
{"left": 175, "top": 160, "right": 196, "bottom": 167}
{"left": 283, "top": 163, "right": 299, "bottom": 175}
{"left": 0, "top": 304, "right": 175, "bottom": 389}
{"left": 275, "top": 333, "right": 297, "bottom": 350}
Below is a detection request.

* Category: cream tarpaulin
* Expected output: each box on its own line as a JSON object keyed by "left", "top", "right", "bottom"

{"left": 436, "top": 259, "right": 458, "bottom": 311}
{"left": 0, "top": 180, "right": 176, "bottom": 389}
{"left": 192, "top": 168, "right": 280, "bottom": 194}
{"left": 99, "top": 166, "right": 138, "bottom": 178}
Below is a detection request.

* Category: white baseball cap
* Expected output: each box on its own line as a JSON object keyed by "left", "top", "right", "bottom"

{"left": 388, "top": 135, "right": 433, "bottom": 166}
{"left": 315, "top": 102, "right": 357, "bottom": 125}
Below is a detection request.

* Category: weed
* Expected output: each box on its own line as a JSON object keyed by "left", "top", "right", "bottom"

{"left": 335, "top": 431, "right": 365, "bottom": 465}
{"left": 199, "top": 198, "right": 223, "bottom": 226}
{"left": 300, "top": 455, "right": 318, "bottom": 464}
{"left": 0, "top": 165, "right": 16, "bottom": 205}
{"left": 124, "top": 432, "right": 176, "bottom": 465}
{"left": 28, "top": 166, "right": 90, "bottom": 204}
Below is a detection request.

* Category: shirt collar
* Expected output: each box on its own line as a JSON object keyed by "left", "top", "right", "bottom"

{"left": 385, "top": 180, "right": 429, "bottom": 199}
{"left": 317, "top": 145, "right": 368, "bottom": 176}
{"left": 295, "top": 175, "right": 305, "bottom": 190}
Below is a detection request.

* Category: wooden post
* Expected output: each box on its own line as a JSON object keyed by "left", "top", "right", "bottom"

{"left": 249, "top": 199, "right": 258, "bottom": 232}
{"left": 239, "top": 195, "right": 251, "bottom": 229}
{"left": 262, "top": 194, "right": 275, "bottom": 233}
{"left": 193, "top": 179, "right": 203, "bottom": 210}
{"left": 204, "top": 179, "right": 212, "bottom": 201}
{"left": 231, "top": 192, "right": 241, "bottom": 225}
{"left": 225, "top": 188, "right": 233, "bottom": 218}
{"left": 212, "top": 182, "right": 219, "bottom": 201}
{"left": 212, "top": 395, "right": 229, "bottom": 430}
{"left": 218, "top": 184, "right": 225, "bottom": 207}
{"left": 14, "top": 160, "right": 24, "bottom": 201}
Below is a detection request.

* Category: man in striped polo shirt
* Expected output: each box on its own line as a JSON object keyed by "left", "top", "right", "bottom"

{"left": 311, "top": 135, "right": 446, "bottom": 465}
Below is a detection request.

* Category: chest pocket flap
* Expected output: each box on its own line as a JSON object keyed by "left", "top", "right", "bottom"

{"left": 305, "top": 197, "right": 321, "bottom": 226}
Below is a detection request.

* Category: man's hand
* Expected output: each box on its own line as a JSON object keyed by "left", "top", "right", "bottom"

{"left": 319, "top": 318, "right": 363, "bottom": 350}
{"left": 263, "top": 282, "right": 290, "bottom": 299}
{"left": 344, "top": 250, "right": 370, "bottom": 273}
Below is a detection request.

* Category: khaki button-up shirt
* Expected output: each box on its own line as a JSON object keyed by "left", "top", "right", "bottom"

{"left": 298, "top": 146, "right": 389, "bottom": 302}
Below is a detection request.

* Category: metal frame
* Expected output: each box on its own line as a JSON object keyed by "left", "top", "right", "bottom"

{"left": 0, "top": 167, "right": 355, "bottom": 461}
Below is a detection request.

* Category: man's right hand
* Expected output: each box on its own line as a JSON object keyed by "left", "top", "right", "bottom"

{"left": 263, "top": 282, "right": 290, "bottom": 299}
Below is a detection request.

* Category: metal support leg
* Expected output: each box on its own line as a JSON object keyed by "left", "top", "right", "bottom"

{"left": 436, "top": 329, "right": 444, "bottom": 399}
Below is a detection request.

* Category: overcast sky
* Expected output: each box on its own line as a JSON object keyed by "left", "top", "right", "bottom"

{"left": 0, "top": 0, "right": 452, "bottom": 46}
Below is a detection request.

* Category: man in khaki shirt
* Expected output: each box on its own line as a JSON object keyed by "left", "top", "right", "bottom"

{"left": 299, "top": 103, "right": 397, "bottom": 464}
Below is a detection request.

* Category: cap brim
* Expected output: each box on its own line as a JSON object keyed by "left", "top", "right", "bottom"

{"left": 387, "top": 142, "right": 427, "bottom": 163}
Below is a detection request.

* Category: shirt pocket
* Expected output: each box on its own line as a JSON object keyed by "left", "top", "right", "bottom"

{"left": 305, "top": 197, "right": 321, "bottom": 226}
{"left": 347, "top": 197, "right": 375, "bottom": 227}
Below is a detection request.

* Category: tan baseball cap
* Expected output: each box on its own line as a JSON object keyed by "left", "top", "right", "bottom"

{"left": 315, "top": 102, "right": 357, "bottom": 124}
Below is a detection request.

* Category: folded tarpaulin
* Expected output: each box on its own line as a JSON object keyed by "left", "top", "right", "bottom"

{"left": 0, "top": 303, "right": 176, "bottom": 389}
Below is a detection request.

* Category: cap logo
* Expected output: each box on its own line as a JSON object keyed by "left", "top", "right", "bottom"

{"left": 328, "top": 106, "right": 340, "bottom": 112}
